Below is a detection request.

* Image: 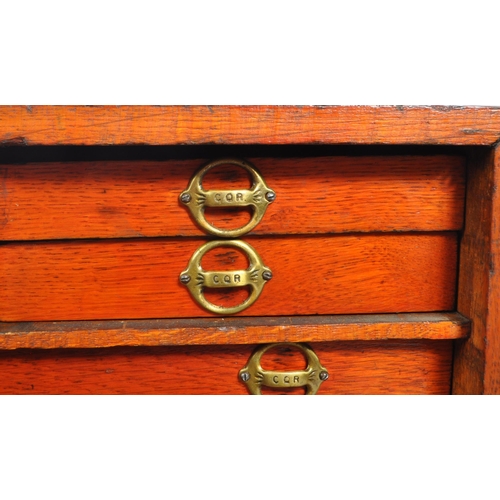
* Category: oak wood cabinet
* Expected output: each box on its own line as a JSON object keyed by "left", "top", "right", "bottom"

{"left": 0, "top": 106, "right": 499, "bottom": 394}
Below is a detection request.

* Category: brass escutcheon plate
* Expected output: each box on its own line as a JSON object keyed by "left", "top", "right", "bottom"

{"left": 179, "top": 239, "right": 272, "bottom": 315}
{"left": 239, "top": 343, "right": 329, "bottom": 395}
{"left": 179, "top": 158, "right": 276, "bottom": 238}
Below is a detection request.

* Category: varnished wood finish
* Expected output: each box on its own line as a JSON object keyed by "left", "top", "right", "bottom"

{"left": 453, "top": 146, "right": 500, "bottom": 394}
{"left": 0, "top": 156, "right": 465, "bottom": 240}
{"left": 0, "top": 234, "right": 458, "bottom": 321}
{"left": 1, "top": 106, "right": 500, "bottom": 146}
{"left": 0, "top": 313, "right": 470, "bottom": 350}
{"left": 0, "top": 340, "right": 453, "bottom": 395}
{"left": 2, "top": 105, "right": 500, "bottom": 395}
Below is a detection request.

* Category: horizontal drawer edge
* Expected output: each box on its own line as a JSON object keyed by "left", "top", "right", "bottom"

{"left": 0, "top": 313, "right": 470, "bottom": 350}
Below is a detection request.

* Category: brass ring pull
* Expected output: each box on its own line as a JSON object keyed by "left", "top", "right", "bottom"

{"left": 239, "top": 343, "right": 329, "bottom": 395}
{"left": 179, "top": 158, "right": 276, "bottom": 238}
{"left": 179, "top": 240, "right": 272, "bottom": 315}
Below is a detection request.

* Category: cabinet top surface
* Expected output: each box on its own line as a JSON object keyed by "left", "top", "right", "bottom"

{"left": 1, "top": 105, "right": 500, "bottom": 147}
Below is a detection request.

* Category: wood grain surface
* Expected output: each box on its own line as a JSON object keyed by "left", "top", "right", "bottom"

{"left": 0, "top": 156, "right": 466, "bottom": 240}
{"left": 454, "top": 146, "right": 500, "bottom": 394}
{"left": 0, "top": 313, "right": 470, "bottom": 350}
{"left": 1, "top": 106, "right": 500, "bottom": 146}
{"left": 0, "top": 340, "right": 454, "bottom": 394}
{"left": 0, "top": 234, "right": 458, "bottom": 321}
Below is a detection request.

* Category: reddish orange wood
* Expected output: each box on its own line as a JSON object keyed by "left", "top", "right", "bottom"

{"left": 0, "top": 313, "right": 470, "bottom": 350}
{"left": 0, "top": 234, "right": 458, "bottom": 321}
{"left": 1, "top": 106, "right": 500, "bottom": 146}
{"left": 454, "top": 145, "right": 500, "bottom": 394}
{"left": 0, "top": 156, "right": 466, "bottom": 240}
{"left": 0, "top": 340, "right": 453, "bottom": 395}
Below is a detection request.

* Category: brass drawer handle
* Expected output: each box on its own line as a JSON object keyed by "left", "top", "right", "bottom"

{"left": 239, "top": 343, "right": 329, "bottom": 395}
{"left": 179, "top": 158, "right": 276, "bottom": 238}
{"left": 179, "top": 240, "right": 272, "bottom": 315}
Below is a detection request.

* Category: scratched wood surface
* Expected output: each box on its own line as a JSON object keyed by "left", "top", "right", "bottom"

{"left": 0, "top": 234, "right": 458, "bottom": 321}
{"left": 0, "top": 156, "right": 466, "bottom": 240}
{"left": 453, "top": 146, "right": 500, "bottom": 394}
{"left": 1, "top": 106, "right": 500, "bottom": 146}
{"left": 0, "top": 340, "right": 454, "bottom": 395}
{"left": 0, "top": 313, "right": 470, "bottom": 350}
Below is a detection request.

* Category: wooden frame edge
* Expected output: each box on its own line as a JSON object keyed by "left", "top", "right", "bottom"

{"left": 0, "top": 313, "right": 470, "bottom": 350}
{"left": 1, "top": 105, "right": 500, "bottom": 146}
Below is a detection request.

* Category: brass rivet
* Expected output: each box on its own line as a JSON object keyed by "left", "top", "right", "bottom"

{"left": 262, "top": 271, "right": 273, "bottom": 281}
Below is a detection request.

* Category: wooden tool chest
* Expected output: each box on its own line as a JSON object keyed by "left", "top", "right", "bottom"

{"left": 1, "top": 105, "right": 499, "bottom": 394}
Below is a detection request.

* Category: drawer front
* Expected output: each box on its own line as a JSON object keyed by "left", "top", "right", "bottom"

{"left": 0, "top": 156, "right": 465, "bottom": 239}
{"left": 0, "top": 341, "right": 454, "bottom": 395}
{"left": 0, "top": 233, "right": 457, "bottom": 321}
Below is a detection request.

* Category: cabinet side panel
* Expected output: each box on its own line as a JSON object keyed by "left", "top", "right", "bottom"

{"left": 454, "top": 146, "right": 500, "bottom": 394}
